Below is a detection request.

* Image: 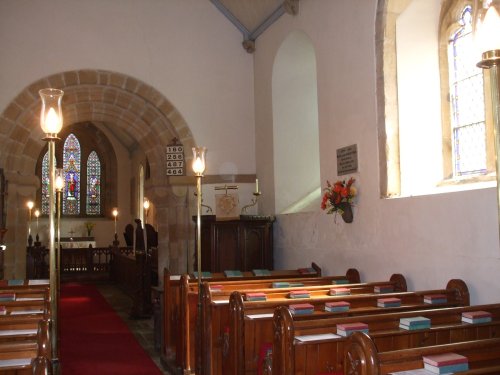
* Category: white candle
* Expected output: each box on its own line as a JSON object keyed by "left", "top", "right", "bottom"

{"left": 255, "top": 178, "right": 259, "bottom": 193}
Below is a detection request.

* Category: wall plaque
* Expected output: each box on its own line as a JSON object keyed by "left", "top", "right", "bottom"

{"left": 166, "top": 140, "right": 185, "bottom": 176}
{"left": 337, "top": 144, "right": 358, "bottom": 176}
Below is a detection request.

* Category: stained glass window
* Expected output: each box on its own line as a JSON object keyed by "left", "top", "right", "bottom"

{"left": 448, "top": 6, "right": 486, "bottom": 176}
{"left": 63, "top": 134, "right": 81, "bottom": 215}
{"left": 86, "top": 151, "right": 101, "bottom": 215}
{"left": 41, "top": 152, "right": 50, "bottom": 215}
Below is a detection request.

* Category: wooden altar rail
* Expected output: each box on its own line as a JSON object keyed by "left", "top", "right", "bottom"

{"left": 26, "top": 244, "right": 134, "bottom": 281}
{"left": 345, "top": 331, "right": 500, "bottom": 375}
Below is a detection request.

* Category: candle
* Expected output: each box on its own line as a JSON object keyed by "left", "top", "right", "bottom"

{"left": 255, "top": 178, "right": 259, "bottom": 193}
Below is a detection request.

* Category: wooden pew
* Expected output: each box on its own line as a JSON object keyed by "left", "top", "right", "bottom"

{"left": 162, "top": 263, "right": 333, "bottom": 374}
{"left": 180, "top": 269, "right": 361, "bottom": 373}
{"left": 273, "top": 300, "right": 500, "bottom": 375}
{"left": 0, "top": 318, "right": 51, "bottom": 374}
{"left": 214, "top": 274, "right": 406, "bottom": 375}
{"left": 229, "top": 279, "right": 468, "bottom": 375}
{"left": 344, "top": 332, "right": 500, "bottom": 375}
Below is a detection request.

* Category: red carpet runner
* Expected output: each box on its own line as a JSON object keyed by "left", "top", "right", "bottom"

{"left": 59, "top": 283, "right": 164, "bottom": 375}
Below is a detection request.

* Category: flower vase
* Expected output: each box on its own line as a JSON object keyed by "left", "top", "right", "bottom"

{"left": 338, "top": 202, "right": 353, "bottom": 223}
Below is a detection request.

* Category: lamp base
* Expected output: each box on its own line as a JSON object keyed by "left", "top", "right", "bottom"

{"left": 477, "top": 50, "right": 500, "bottom": 68}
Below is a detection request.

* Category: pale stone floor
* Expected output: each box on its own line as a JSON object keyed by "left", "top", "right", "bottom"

{"left": 95, "top": 283, "right": 171, "bottom": 375}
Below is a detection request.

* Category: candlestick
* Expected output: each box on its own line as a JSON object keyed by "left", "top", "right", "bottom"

{"left": 255, "top": 178, "right": 259, "bottom": 193}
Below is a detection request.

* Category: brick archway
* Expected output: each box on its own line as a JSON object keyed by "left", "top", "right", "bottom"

{"left": 0, "top": 69, "right": 196, "bottom": 278}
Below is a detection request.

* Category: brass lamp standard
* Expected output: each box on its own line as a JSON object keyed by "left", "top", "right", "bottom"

{"left": 192, "top": 146, "right": 206, "bottom": 375}
{"left": 27, "top": 200, "right": 34, "bottom": 245}
{"left": 473, "top": 1, "right": 500, "bottom": 241}
{"left": 39, "top": 88, "right": 64, "bottom": 371}
{"left": 55, "top": 169, "right": 64, "bottom": 280}
{"left": 112, "top": 208, "right": 119, "bottom": 246}
{"left": 34, "top": 209, "right": 40, "bottom": 246}
{"left": 143, "top": 198, "right": 150, "bottom": 224}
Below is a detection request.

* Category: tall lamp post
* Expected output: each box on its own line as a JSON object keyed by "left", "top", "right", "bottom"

{"left": 473, "top": 1, "right": 500, "bottom": 240}
{"left": 39, "top": 88, "right": 64, "bottom": 371}
{"left": 112, "top": 208, "right": 119, "bottom": 246}
{"left": 192, "top": 146, "right": 206, "bottom": 375}
{"left": 27, "top": 200, "right": 34, "bottom": 245}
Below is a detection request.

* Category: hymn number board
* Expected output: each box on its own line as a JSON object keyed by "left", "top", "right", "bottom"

{"left": 166, "top": 144, "right": 185, "bottom": 176}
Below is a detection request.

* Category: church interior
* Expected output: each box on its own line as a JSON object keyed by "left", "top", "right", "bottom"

{"left": 1, "top": 0, "right": 500, "bottom": 374}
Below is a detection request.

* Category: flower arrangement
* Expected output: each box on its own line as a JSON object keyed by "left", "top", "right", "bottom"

{"left": 321, "top": 177, "right": 357, "bottom": 218}
{"left": 84, "top": 222, "right": 95, "bottom": 236}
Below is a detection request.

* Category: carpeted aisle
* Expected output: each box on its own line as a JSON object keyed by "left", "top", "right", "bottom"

{"left": 59, "top": 282, "right": 164, "bottom": 375}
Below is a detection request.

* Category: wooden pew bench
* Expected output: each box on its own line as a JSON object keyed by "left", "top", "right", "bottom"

{"left": 162, "top": 262, "right": 328, "bottom": 369}
{"left": 344, "top": 332, "right": 500, "bottom": 375}
{"left": 0, "top": 319, "right": 51, "bottom": 375}
{"left": 209, "top": 274, "right": 406, "bottom": 374}
{"left": 227, "top": 279, "right": 469, "bottom": 375}
{"left": 163, "top": 264, "right": 358, "bottom": 374}
{"left": 272, "top": 300, "right": 500, "bottom": 375}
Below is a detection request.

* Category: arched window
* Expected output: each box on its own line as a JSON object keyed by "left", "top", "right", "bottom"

{"left": 445, "top": 5, "right": 487, "bottom": 177}
{"left": 378, "top": 0, "right": 494, "bottom": 197}
{"left": 86, "top": 151, "right": 101, "bottom": 215}
{"left": 36, "top": 122, "right": 117, "bottom": 218}
{"left": 63, "top": 134, "right": 81, "bottom": 215}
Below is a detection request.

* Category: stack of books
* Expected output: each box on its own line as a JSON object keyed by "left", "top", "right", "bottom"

{"left": 289, "top": 303, "right": 315, "bottom": 315}
{"left": 252, "top": 269, "right": 271, "bottom": 276}
{"left": 209, "top": 285, "right": 223, "bottom": 292}
{"left": 325, "top": 301, "right": 350, "bottom": 312}
{"left": 224, "top": 270, "right": 243, "bottom": 277}
{"left": 272, "top": 281, "right": 304, "bottom": 288}
{"left": 329, "top": 287, "right": 350, "bottom": 296}
{"left": 0, "top": 293, "right": 15, "bottom": 302}
{"left": 331, "top": 279, "right": 350, "bottom": 285}
{"left": 245, "top": 292, "right": 267, "bottom": 302}
{"left": 422, "top": 353, "right": 469, "bottom": 374}
{"left": 461, "top": 310, "right": 492, "bottom": 324}
{"left": 297, "top": 267, "right": 316, "bottom": 275}
{"left": 336, "top": 322, "right": 369, "bottom": 337}
{"left": 377, "top": 297, "right": 401, "bottom": 308}
{"left": 423, "top": 294, "right": 447, "bottom": 305}
{"left": 288, "top": 290, "right": 311, "bottom": 299}
{"left": 7, "top": 279, "right": 24, "bottom": 286}
{"left": 374, "top": 285, "right": 394, "bottom": 293}
{"left": 0, "top": 306, "right": 6, "bottom": 315}
{"left": 399, "top": 316, "right": 431, "bottom": 330}
{"left": 192, "top": 271, "right": 212, "bottom": 279}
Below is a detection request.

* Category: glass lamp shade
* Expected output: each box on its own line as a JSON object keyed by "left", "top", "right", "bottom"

{"left": 39, "top": 88, "right": 64, "bottom": 136}
{"left": 143, "top": 199, "right": 150, "bottom": 210}
{"left": 192, "top": 147, "right": 207, "bottom": 176}
{"left": 27, "top": 201, "right": 34, "bottom": 210}
{"left": 473, "top": 0, "right": 500, "bottom": 54}
{"left": 34, "top": 209, "right": 40, "bottom": 219}
{"left": 55, "top": 168, "right": 65, "bottom": 192}
{"left": 112, "top": 208, "right": 118, "bottom": 218}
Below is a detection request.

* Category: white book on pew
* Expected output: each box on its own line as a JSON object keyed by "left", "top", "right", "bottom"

{"left": 28, "top": 279, "right": 49, "bottom": 285}
{"left": 0, "top": 329, "right": 37, "bottom": 336}
{"left": 388, "top": 369, "right": 431, "bottom": 375}
{"left": 15, "top": 297, "right": 44, "bottom": 301}
{"left": 295, "top": 333, "right": 340, "bottom": 342}
{"left": 170, "top": 275, "right": 182, "bottom": 281}
{"left": 10, "top": 309, "right": 44, "bottom": 315}
{"left": 212, "top": 299, "right": 229, "bottom": 305}
{"left": 0, "top": 358, "right": 32, "bottom": 368}
{"left": 245, "top": 313, "right": 274, "bottom": 319}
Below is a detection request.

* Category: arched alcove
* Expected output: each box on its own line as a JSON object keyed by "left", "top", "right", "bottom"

{"left": 0, "top": 69, "right": 196, "bottom": 278}
{"left": 272, "top": 30, "right": 321, "bottom": 214}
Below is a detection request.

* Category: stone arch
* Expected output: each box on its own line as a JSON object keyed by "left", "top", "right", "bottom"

{"left": 0, "top": 69, "right": 196, "bottom": 278}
